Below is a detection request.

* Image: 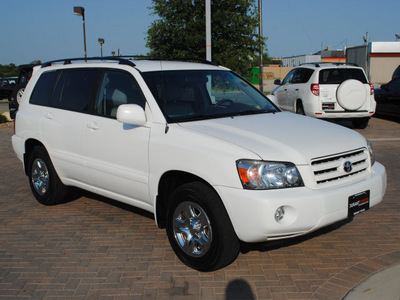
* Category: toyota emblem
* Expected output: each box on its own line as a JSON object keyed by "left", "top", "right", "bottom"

{"left": 343, "top": 161, "right": 353, "bottom": 173}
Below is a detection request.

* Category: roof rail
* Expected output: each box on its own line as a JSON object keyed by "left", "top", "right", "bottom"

{"left": 41, "top": 56, "right": 136, "bottom": 68}
{"left": 300, "top": 62, "right": 358, "bottom": 67}
{"left": 41, "top": 55, "right": 220, "bottom": 69}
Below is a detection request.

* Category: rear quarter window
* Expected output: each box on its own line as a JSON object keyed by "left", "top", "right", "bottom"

{"left": 30, "top": 71, "right": 59, "bottom": 106}
{"left": 319, "top": 68, "right": 368, "bottom": 84}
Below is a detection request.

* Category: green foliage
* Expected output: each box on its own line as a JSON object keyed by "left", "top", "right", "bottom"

{"left": 0, "top": 114, "right": 7, "bottom": 124}
{"left": 0, "top": 61, "right": 41, "bottom": 78}
{"left": 0, "top": 64, "right": 18, "bottom": 77}
{"left": 146, "top": 0, "right": 266, "bottom": 76}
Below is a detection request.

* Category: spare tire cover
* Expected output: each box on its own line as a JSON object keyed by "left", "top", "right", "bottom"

{"left": 336, "top": 79, "right": 367, "bottom": 111}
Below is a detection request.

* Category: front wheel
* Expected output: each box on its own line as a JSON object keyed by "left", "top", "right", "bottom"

{"left": 28, "top": 146, "right": 68, "bottom": 205}
{"left": 166, "top": 182, "right": 240, "bottom": 271}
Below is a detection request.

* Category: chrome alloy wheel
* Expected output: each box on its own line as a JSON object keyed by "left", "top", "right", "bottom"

{"left": 173, "top": 201, "right": 212, "bottom": 257}
{"left": 31, "top": 158, "right": 49, "bottom": 196}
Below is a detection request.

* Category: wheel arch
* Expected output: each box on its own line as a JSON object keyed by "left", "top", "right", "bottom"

{"left": 155, "top": 170, "right": 217, "bottom": 229}
{"left": 295, "top": 99, "right": 305, "bottom": 114}
{"left": 23, "top": 139, "right": 46, "bottom": 176}
{"left": 295, "top": 99, "right": 303, "bottom": 110}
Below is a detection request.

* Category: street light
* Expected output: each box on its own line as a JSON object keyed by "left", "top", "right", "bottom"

{"left": 396, "top": 34, "right": 400, "bottom": 41}
{"left": 258, "top": 0, "right": 263, "bottom": 92}
{"left": 98, "top": 38, "right": 105, "bottom": 57}
{"left": 73, "top": 6, "right": 87, "bottom": 58}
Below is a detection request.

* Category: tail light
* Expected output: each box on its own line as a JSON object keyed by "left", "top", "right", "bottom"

{"left": 310, "top": 84, "right": 319, "bottom": 96}
{"left": 9, "top": 91, "right": 14, "bottom": 102}
{"left": 369, "top": 83, "right": 374, "bottom": 95}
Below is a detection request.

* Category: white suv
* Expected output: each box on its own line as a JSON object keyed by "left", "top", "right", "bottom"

{"left": 12, "top": 57, "right": 386, "bottom": 271}
{"left": 270, "top": 63, "right": 376, "bottom": 129}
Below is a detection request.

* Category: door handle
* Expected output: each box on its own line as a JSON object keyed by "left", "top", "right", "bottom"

{"left": 87, "top": 122, "right": 100, "bottom": 130}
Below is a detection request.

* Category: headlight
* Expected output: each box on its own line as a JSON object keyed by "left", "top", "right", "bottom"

{"left": 367, "top": 139, "right": 375, "bottom": 166}
{"left": 237, "top": 160, "right": 304, "bottom": 190}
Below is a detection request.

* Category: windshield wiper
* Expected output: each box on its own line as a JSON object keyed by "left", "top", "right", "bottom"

{"left": 234, "top": 109, "right": 276, "bottom": 116}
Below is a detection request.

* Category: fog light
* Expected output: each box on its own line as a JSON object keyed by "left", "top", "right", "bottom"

{"left": 275, "top": 206, "right": 285, "bottom": 222}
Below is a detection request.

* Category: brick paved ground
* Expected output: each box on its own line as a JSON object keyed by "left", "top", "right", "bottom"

{"left": 0, "top": 117, "right": 399, "bottom": 300}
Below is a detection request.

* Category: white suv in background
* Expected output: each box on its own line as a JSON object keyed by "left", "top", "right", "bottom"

{"left": 271, "top": 63, "right": 376, "bottom": 128}
{"left": 12, "top": 57, "right": 386, "bottom": 271}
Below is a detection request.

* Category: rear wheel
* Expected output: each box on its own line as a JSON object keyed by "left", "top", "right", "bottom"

{"left": 296, "top": 102, "right": 305, "bottom": 115}
{"left": 28, "top": 146, "right": 68, "bottom": 205}
{"left": 166, "top": 182, "right": 240, "bottom": 271}
{"left": 352, "top": 117, "right": 370, "bottom": 129}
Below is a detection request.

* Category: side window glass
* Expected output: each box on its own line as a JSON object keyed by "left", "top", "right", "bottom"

{"left": 282, "top": 70, "right": 295, "bottom": 85}
{"left": 95, "top": 71, "right": 146, "bottom": 118}
{"left": 291, "top": 69, "right": 303, "bottom": 84}
{"left": 58, "top": 70, "right": 98, "bottom": 112}
{"left": 303, "top": 69, "right": 314, "bottom": 83}
{"left": 30, "top": 71, "right": 59, "bottom": 106}
{"left": 51, "top": 71, "right": 68, "bottom": 107}
{"left": 293, "top": 69, "right": 314, "bottom": 84}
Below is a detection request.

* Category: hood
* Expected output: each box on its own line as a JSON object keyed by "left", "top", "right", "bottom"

{"left": 178, "top": 112, "right": 367, "bottom": 165}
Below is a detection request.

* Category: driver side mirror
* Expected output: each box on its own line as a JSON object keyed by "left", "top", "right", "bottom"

{"left": 274, "top": 79, "right": 281, "bottom": 85}
{"left": 117, "top": 104, "right": 147, "bottom": 126}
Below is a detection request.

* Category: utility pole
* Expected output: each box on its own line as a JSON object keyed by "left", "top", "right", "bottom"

{"left": 258, "top": 0, "right": 263, "bottom": 92}
{"left": 206, "top": 0, "right": 212, "bottom": 61}
{"left": 364, "top": 32, "right": 369, "bottom": 79}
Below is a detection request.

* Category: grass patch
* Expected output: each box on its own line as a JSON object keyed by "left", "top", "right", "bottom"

{"left": 0, "top": 114, "right": 7, "bottom": 123}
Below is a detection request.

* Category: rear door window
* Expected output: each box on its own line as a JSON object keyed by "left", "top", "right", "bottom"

{"left": 319, "top": 69, "right": 367, "bottom": 84}
{"left": 58, "top": 69, "right": 99, "bottom": 112}
{"left": 292, "top": 68, "right": 314, "bottom": 84}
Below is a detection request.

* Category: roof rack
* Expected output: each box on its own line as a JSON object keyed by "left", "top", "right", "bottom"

{"left": 300, "top": 62, "right": 358, "bottom": 68}
{"left": 41, "top": 56, "right": 137, "bottom": 68}
{"left": 41, "top": 56, "right": 219, "bottom": 68}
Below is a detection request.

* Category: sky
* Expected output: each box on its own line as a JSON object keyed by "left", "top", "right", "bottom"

{"left": 1, "top": 0, "right": 399, "bottom": 66}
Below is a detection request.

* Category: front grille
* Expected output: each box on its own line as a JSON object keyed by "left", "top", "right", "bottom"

{"left": 311, "top": 149, "right": 369, "bottom": 187}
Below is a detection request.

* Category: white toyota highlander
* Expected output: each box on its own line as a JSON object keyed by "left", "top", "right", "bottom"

{"left": 12, "top": 57, "right": 386, "bottom": 271}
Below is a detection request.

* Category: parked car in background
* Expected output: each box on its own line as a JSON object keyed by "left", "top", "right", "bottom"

{"left": 0, "top": 77, "right": 17, "bottom": 99}
{"left": 270, "top": 63, "right": 376, "bottom": 129}
{"left": 374, "top": 76, "right": 400, "bottom": 117}
{"left": 12, "top": 56, "right": 386, "bottom": 271}
{"left": 392, "top": 65, "right": 400, "bottom": 80}
{"left": 8, "top": 64, "right": 40, "bottom": 119}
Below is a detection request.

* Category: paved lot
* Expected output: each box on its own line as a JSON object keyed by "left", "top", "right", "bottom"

{"left": 0, "top": 116, "right": 399, "bottom": 299}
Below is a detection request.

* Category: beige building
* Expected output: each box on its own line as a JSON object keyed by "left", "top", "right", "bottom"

{"left": 346, "top": 42, "right": 400, "bottom": 84}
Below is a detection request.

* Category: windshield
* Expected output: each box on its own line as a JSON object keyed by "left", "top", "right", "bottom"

{"left": 142, "top": 70, "right": 279, "bottom": 122}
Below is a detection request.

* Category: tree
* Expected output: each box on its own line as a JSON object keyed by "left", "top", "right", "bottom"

{"left": 0, "top": 64, "right": 18, "bottom": 77}
{"left": 146, "top": 0, "right": 266, "bottom": 75}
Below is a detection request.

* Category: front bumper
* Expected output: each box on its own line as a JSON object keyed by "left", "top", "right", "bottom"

{"left": 216, "top": 162, "right": 386, "bottom": 243}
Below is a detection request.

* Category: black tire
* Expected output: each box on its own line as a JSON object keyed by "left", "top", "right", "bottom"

{"left": 352, "top": 117, "right": 369, "bottom": 129}
{"left": 166, "top": 182, "right": 240, "bottom": 271}
{"left": 28, "top": 146, "right": 68, "bottom": 205}
{"left": 296, "top": 102, "right": 305, "bottom": 115}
